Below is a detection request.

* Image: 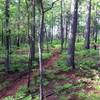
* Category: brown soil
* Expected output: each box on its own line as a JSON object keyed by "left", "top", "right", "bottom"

{"left": 0, "top": 49, "right": 60, "bottom": 100}
{"left": 0, "top": 48, "right": 100, "bottom": 100}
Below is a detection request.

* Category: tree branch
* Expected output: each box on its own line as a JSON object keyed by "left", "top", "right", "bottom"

{"left": 43, "top": 0, "right": 59, "bottom": 13}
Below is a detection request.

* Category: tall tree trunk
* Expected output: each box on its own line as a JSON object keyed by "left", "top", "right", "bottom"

{"left": 93, "top": 12, "right": 97, "bottom": 50}
{"left": 30, "top": 0, "right": 35, "bottom": 66}
{"left": 85, "top": 0, "right": 91, "bottom": 49}
{"left": 25, "top": 1, "right": 34, "bottom": 99}
{"left": 25, "top": 0, "right": 31, "bottom": 88}
{"left": 5, "top": 0, "right": 10, "bottom": 73}
{"left": 39, "top": 0, "right": 44, "bottom": 99}
{"left": 17, "top": 0, "right": 20, "bottom": 47}
{"left": 2, "top": 20, "right": 4, "bottom": 46}
{"left": 67, "top": 0, "right": 79, "bottom": 69}
{"left": 40, "top": 13, "right": 44, "bottom": 53}
{"left": 44, "top": 24, "right": 49, "bottom": 52}
{"left": 38, "top": 14, "right": 44, "bottom": 100}
{"left": 51, "top": 10, "right": 53, "bottom": 44}
{"left": 93, "top": 17, "right": 97, "bottom": 43}
{"left": 93, "top": 6, "right": 97, "bottom": 44}
{"left": 65, "top": 19, "right": 68, "bottom": 48}
{"left": 60, "top": 0, "right": 64, "bottom": 52}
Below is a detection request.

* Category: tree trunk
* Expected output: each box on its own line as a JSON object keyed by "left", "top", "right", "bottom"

{"left": 38, "top": 14, "right": 44, "bottom": 100}
{"left": 17, "top": 0, "right": 20, "bottom": 48}
{"left": 25, "top": 0, "right": 31, "bottom": 88}
{"left": 5, "top": 0, "right": 11, "bottom": 73}
{"left": 93, "top": 17, "right": 97, "bottom": 43}
{"left": 51, "top": 10, "right": 53, "bottom": 44}
{"left": 30, "top": 0, "right": 35, "bottom": 66}
{"left": 85, "top": 0, "right": 91, "bottom": 49}
{"left": 65, "top": 19, "right": 68, "bottom": 48}
{"left": 25, "top": 1, "right": 34, "bottom": 99}
{"left": 93, "top": 15, "right": 97, "bottom": 50}
{"left": 39, "top": 0, "right": 44, "bottom": 99}
{"left": 2, "top": 20, "right": 4, "bottom": 46}
{"left": 67, "top": 0, "right": 79, "bottom": 69}
{"left": 40, "top": 13, "right": 44, "bottom": 53}
{"left": 44, "top": 24, "right": 49, "bottom": 52}
{"left": 60, "top": 0, "right": 64, "bottom": 53}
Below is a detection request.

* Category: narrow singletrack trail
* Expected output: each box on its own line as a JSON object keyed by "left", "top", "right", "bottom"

{"left": 0, "top": 49, "right": 60, "bottom": 100}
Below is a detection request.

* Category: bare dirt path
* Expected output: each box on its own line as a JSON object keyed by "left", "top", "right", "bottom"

{"left": 0, "top": 49, "right": 60, "bottom": 100}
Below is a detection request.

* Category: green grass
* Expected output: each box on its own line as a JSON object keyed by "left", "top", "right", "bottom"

{"left": 1, "top": 40, "right": 100, "bottom": 100}
{"left": 4, "top": 85, "right": 32, "bottom": 100}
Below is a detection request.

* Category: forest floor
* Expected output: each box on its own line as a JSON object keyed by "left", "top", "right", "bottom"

{"left": 1, "top": 46, "right": 100, "bottom": 100}
{"left": 44, "top": 45, "right": 100, "bottom": 100}
{"left": 0, "top": 48, "right": 60, "bottom": 100}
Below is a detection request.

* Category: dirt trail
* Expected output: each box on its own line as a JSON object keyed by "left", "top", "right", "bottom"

{"left": 43, "top": 49, "right": 60, "bottom": 68}
{"left": 0, "top": 49, "right": 60, "bottom": 100}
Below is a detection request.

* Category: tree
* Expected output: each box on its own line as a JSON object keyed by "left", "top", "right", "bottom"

{"left": 16, "top": 0, "right": 20, "bottom": 47}
{"left": 38, "top": 0, "right": 59, "bottom": 99}
{"left": 60, "top": 0, "right": 64, "bottom": 52}
{"left": 67, "top": 0, "right": 79, "bottom": 69}
{"left": 1, "top": 20, "right": 4, "bottom": 46}
{"left": 38, "top": 0, "right": 44, "bottom": 99}
{"left": 93, "top": 3, "right": 99, "bottom": 50}
{"left": 85, "top": 0, "right": 91, "bottom": 49}
{"left": 30, "top": 0, "right": 36, "bottom": 66}
{"left": 5, "top": 0, "right": 11, "bottom": 73}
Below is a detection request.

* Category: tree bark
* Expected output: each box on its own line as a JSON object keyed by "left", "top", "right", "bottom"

{"left": 39, "top": 0, "right": 44, "bottom": 99}
{"left": 60, "top": 0, "right": 64, "bottom": 53}
{"left": 1, "top": 20, "right": 4, "bottom": 46}
{"left": 30, "top": 0, "right": 36, "bottom": 66}
{"left": 38, "top": 14, "right": 44, "bottom": 100}
{"left": 17, "top": 0, "right": 20, "bottom": 47}
{"left": 44, "top": 24, "right": 49, "bottom": 52}
{"left": 85, "top": 0, "right": 91, "bottom": 49}
{"left": 67, "top": 0, "right": 79, "bottom": 69}
{"left": 65, "top": 19, "right": 68, "bottom": 48}
{"left": 5, "top": 0, "right": 11, "bottom": 73}
{"left": 93, "top": 17, "right": 97, "bottom": 44}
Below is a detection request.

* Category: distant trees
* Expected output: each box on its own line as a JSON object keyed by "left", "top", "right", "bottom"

{"left": 85, "top": 0, "right": 91, "bottom": 49}
{"left": 67, "top": 0, "right": 79, "bottom": 69}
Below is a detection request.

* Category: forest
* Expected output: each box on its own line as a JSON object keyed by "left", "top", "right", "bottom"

{"left": 0, "top": 0, "right": 100, "bottom": 100}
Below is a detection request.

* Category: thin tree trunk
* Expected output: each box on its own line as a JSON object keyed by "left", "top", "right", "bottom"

{"left": 38, "top": 14, "right": 44, "bottom": 100}
{"left": 5, "top": 0, "right": 11, "bottom": 73}
{"left": 93, "top": 16, "right": 97, "bottom": 50}
{"left": 17, "top": 0, "right": 20, "bottom": 47}
{"left": 51, "top": 10, "right": 53, "bottom": 44}
{"left": 67, "top": 0, "right": 79, "bottom": 69}
{"left": 25, "top": 1, "right": 34, "bottom": 99}
{"left": 60, "top": 0, "right": 64, "bottom": 53}
{"left": 30, "top": 0, "right": 35, "bottom": 66}
{"left": 44, "top": 24, "right": 49, "bottom": 52}
{"left": 25, "top": 0, "right": 31, "bottom": 88}
{"left": 2, "top": 20, "right": 4, "bottom": 46}
{"left": 85, "top": 0, "right": 91, "bottom": 49}
{"left": 65, "top": 19, "right": 68, "bottom": 48}
{"left": 93, "top": 18, "right": 97, "bottom": 43}
{"left": 39, "top": 0, "right": 44, "bottom": 99}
